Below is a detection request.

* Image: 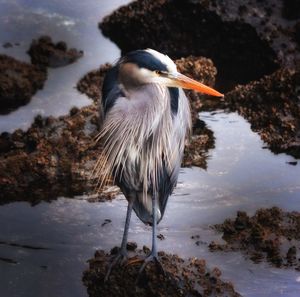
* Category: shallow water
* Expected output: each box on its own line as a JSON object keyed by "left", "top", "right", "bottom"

{"left": 0, "top": 0, "right": 131, "bottom": 132}
{"left": 0, "top": 0, "right": 300, "bottom": 296}
{"left": 1, "top": 112, "right": 300, "bottom": 297}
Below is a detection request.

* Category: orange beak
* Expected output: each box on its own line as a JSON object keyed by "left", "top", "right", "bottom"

{"left": 170, "top": 72, "right": 224, "bottom": 97}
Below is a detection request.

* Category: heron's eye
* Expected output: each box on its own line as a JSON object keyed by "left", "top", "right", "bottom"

{"left": 155, "top": 70, "right": 167, "bottom": 76}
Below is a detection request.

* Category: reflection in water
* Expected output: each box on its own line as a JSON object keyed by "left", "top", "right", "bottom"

{"left": 0, "top": 0, "right": 132, "bottom": 132}
{"left": 0, "top": 112, "right": 300, "bottom": 297}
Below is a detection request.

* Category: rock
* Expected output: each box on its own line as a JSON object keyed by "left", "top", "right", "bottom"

{"left": 83, "top": 245, "right": 242, "bottom": 297}
{"left": 0, "top": 132, "right": 13, "bottom": 153}
{"left": 0, "top": 104, "right": 116, "bottom": 204}
{"left": 126, "top": 242, "right": 138, "bottom": 251}
{"left": 226, "top": 68, "right": 300, "bottom": 158}
{"left": 210, "top": 207, "right": 300, "bottom": 270}
{"left": 176, "top": 55, "right": 217, "bottom": 87}
{"left": 157, "top": 234, "right": 165, "bottom": 240}
{"left": 183, "top": 118, "right": 214, "bottom": 169}
{"left": 100, "top": 0, "right": 278, "bottom": 88}
{"left": 0, "top": 54, "right": 47, "bottom": 114}
{"left": 234, "top": 211, "right": 250, "bottom": 231}
{"left": 286, "top": 246, "right": 297, "bottom": 264}
{"left": 77, "top": 63, "right": 112, "bottom": 102}
{"left": 27, "top": 35, "right": 83, "bottom": 68}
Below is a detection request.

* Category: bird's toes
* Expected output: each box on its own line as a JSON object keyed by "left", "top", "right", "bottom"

{"left": 153, "top": 256, "right": 165, "bottom": 276}
{"left": 119, "top": 254, "right": 129, "bottom": 266}
{"left": 104, "top": 252, "right": 127, "bottom": 281}
{"left": 135, "top": 253, "right": 165, "bottom": 285}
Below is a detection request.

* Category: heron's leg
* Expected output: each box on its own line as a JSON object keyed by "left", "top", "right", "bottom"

{"left": 150, "top": 191, "right": 158, "bottom": 257}
{"left": 105, "top": 199, "right": 133, "bottom": 281}
{"left": 120, "top": 199, "right": 134, "bottom": 255}
{"left": 137, "top": 192, "right": 164, "bottom": 279}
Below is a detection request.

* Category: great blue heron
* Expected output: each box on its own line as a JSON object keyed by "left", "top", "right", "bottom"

{"left": 94, "top": 49, "right": 223, "bottom": 278}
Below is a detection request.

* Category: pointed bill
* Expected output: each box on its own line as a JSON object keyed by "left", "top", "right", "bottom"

{"left": 170, "top": 72, "right": 224, "bottom": 97}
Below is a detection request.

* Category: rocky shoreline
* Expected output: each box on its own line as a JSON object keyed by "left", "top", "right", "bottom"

{"left": 0, "top": 54, "right": 47, "bottom": 114}
{"left": 0, "top": 55, "right": 217, "bottom": 204}
{"left": 1, "top": 0, "right": 299, "bottom": 203}
{"left": 226, "top": 69, "right": 300, "bottom": 158}
{"left": 100, "top": 0, "right": 300, "bottom": 158}
{"left": 28, "top": 35, "right": 83, "bottom": 68}
{"left": 209, "top": 207, "right": 300, "bottom": 271}
{"left": 0, "top": 36, "right": 83, "bottom": 114}
{"left": 83, "top": 244, "right": 242, "bottom": 297}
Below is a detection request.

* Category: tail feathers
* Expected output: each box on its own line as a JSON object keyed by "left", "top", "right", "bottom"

{"left": 133, "top": 193, "right": 161, "bottom": 225}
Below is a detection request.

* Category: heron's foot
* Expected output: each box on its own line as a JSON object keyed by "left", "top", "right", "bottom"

{"left": 104, "top": 250, "right": 127, "bottom": 281}
{"left": 136, "top": 252, "right": 165, "bottom": 284}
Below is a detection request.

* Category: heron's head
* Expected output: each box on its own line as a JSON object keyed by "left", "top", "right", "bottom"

{"left": 118, "top": 49, "right": 223, "bottom": 97}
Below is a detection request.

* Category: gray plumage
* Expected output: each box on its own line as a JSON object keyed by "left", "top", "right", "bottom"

{"left": 94, "top": 49, "right": 191, "bottom": 225}
{"left": 94, "top": 49, "right": 223, "bottom": 279}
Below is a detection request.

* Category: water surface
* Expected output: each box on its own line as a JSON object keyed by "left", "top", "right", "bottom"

{"left": 1, "top": 112, "right": 300, "bottom": 297}
{"left": 0, "top": 0, "right": 132, "bottom": 132}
